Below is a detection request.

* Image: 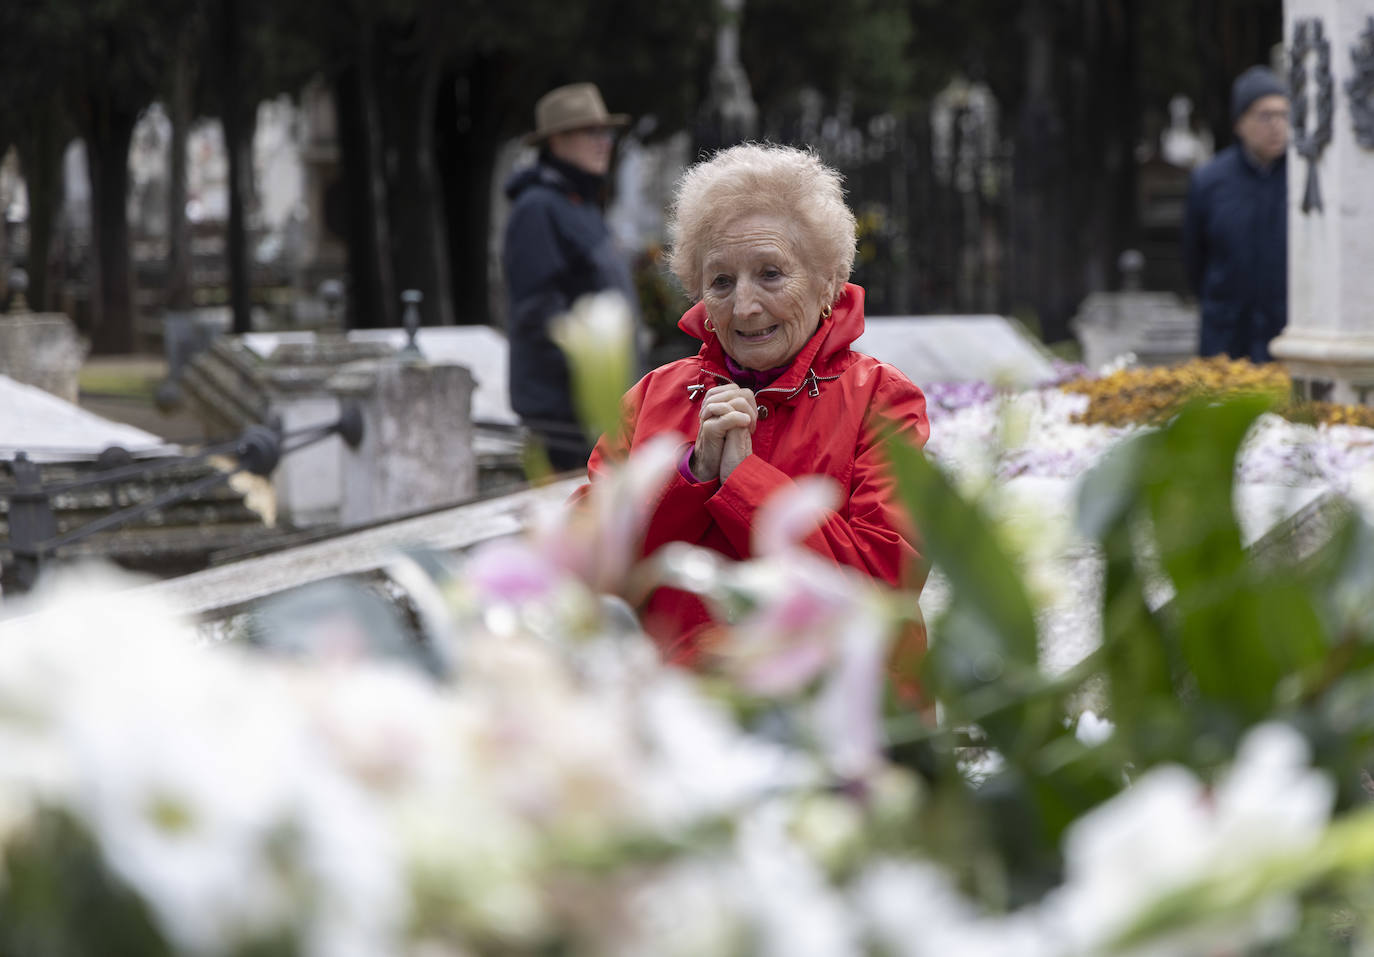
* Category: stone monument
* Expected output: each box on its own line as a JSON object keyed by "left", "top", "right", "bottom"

{"left": 1071, "top": 250, "right": 1200, "bottom": 370}
{"left": 179, "top": 332, "right": 394, "bottom": 526}
{"left": 854, "top": 313, "right": 1056, "bottom": 388}
{"left": 179, "top": 322, "right": 522, "bottom": 528}
{"left": 1271, "top": 1, "right": 1374, "bottom": 403}
{"left": 0, "top": 270, "right": 88, "bottom": 404}
{"left": 701, "top": 0, "right": 757, "bottom": 146}
{"left": 329, "top": 359, "right": 478, "bottom": 526}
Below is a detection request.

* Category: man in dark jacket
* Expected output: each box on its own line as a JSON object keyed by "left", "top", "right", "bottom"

{"left": 1182, "top": 66, "right": 1290, "bottom": 362}
{"left": 503, "top": 82, "right": 641, "bottom": 470}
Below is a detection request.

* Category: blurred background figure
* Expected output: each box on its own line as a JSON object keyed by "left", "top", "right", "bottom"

{"left": 1182, "top": 65, "right": 1289, "bottom": 363}
{"left": 502, "top": 82, "right": 642, "bottom": 471}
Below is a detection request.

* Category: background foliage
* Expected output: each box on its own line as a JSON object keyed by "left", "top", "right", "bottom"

{"left": 0, "top": 0, "right": 1282, "bottom": 349}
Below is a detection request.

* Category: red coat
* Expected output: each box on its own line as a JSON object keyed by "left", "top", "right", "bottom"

{"left": 579, "top": 283, "right": 930, "bottom": 663}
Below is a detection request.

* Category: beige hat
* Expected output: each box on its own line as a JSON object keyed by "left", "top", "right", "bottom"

{"left": 523, "top": 83, "right": 629, "bottom": 145}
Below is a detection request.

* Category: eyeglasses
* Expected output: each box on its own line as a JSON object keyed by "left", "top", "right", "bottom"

{"left": 1251, "top": 109, "right": 1290, "bottom": 126}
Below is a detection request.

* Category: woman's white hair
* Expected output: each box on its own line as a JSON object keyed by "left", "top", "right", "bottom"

{"left": 667, "top": 143, "right": 857, "bottom": 306}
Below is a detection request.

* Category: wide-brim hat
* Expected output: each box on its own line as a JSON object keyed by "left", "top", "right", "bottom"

{"left": 523, "top": 82, "right": 629, "bottom": 145}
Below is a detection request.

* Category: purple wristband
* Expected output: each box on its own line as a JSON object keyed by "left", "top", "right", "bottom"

{"left": 678, "top": 443, "right": 710, "bottom": 484}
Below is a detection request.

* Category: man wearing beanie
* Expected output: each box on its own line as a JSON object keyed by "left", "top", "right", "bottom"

{"left": 1182, "top": 65, "right": 1290, "bottom": 362}
{"left": 503, "top": 82, "right": 642, "bottom": 470}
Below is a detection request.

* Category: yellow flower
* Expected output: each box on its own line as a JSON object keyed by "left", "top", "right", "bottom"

{"left": 1055, "top": 358, "right": 1374, "bottom": 429}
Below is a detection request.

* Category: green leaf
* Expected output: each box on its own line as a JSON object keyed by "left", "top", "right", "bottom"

{"left": 1076, "top": 430, "right": 1182, "bottom": 753}
{"left": 0, "top": 809, "right": 172, "bottom": 957}
{"left": 886, "top": 435, "right": 1056, "bottom": 756}
{"left": 1145, "top": 397, "right": 1327, "bottom": 721}
{"left": 1303, "top": 508, "right": 1374, "bottom": 645}
{"left": 887, "top": 435, "right": 1039, "bottom": 665}
{"left": 1075, "top": 428, "right": 1152, "bottom": 543}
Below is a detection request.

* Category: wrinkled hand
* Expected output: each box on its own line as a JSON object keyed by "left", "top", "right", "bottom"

{"left": 719, "top": 425, "right": 752, "bottom": 482}
{"left": 690, "top": 384, "right": 756, "bottom": 482}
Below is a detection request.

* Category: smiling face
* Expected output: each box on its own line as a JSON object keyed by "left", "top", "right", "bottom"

{"left": 700, "top": 213, "right": 829, "bottom": 371}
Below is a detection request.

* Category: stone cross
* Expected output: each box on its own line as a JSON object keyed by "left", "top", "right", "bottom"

{"left": 1272, "top": 0, "right": 1374, "bottom": 404}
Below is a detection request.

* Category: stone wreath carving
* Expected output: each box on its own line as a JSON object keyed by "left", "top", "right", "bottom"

{"left": 1290, "top": 17, "right": 1333, "bottom": 213}
{"left": 1349, "top": 16, "right": 1374, "bottom": 150}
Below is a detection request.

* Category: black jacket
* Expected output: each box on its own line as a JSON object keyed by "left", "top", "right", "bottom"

{"left": 1181, "top": 145, "right": 1287, "bottom": 361}
{"left": 502, "top": 159, "right": 639, "bottom": 424}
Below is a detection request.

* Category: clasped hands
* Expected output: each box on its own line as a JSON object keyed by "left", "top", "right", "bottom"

{"left": 689, "top": 384, "right": 757, "bottom": 483}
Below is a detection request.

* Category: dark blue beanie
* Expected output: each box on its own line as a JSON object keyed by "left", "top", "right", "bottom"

{"left": 1231, "top": 66, "right": 1287, "bottom": 123}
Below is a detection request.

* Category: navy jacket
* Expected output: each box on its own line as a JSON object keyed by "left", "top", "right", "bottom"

{"left": 502, "top": 160, "right": 639, "bottom": 425}
{"left": 1181, "top": 145, "right": 1287, "bottom": 362}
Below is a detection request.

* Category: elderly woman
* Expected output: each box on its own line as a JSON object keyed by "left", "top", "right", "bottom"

{"left": 584, "top": 143, "right": 929, "bottom": 662}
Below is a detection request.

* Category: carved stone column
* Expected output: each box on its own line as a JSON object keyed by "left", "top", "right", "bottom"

{"left": 1271, "top": 0, "right": 1374, "bottom": 404}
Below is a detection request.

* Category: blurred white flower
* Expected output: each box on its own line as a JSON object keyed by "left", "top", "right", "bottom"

{"left": 636, "top": 672, "right": 815, "bottom": 828}
{"left": 789, "top": 792, "right": 865, "bottom": 876}
{"left": 66, "top": 665, "right": 310, "bottom": 951}
{"left": 734, "top": 801, "right": 862, "bottom": 957}
{"left": 1045, "top": 722, "right": 1333, "bottom": 955}
{"left": 550, "top": 290, "right": 636, "bottom": 376}
{"left": 1074, "top": 710, "right": 1114, "bottom": 747}
{"left": 812, "top": 600, "right": 891, "bottom": 780}
{"left": 853, "top": 858, "right": 1056, "bottom": 957}
{"left": 0, "top": 567, "right": 406, "bottom": 956}
{"left": 605, "top": 856, "right": 748, "bottom": 957}
{"left": 397, "top": 774, "right": 548, "bottom": 948}
{"left": 1210, "top": 722, "right": 1334, "bottom": 867}
{"left": 551, "top": 291, "right": 638, "bottom": 438}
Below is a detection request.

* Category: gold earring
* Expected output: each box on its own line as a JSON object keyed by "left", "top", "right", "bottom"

{"left": 821, "top": 305, "right": 833, "bottom": 319}
{"left": 704, "top": 318, "right": 715, "bottom": 332}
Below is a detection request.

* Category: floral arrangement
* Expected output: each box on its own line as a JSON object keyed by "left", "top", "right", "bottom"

{"left": 1060, "top": 356, "right": 1374, "bottom": 429}
{"left": 5, "top": 297, "right": 1374, "bottom": 955}
{"left": 923, "top": 361, "right": 1374, "bottom": 520}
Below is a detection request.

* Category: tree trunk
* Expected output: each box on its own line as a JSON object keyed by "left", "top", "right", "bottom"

{"left": 166, "top": 32, "right": 195, "bottom": 312}
{"left": 1192, "top": 0, "right": 1283, "bottom": 150}
{"left": 224, "top": 107, "right": 256, "bottom": 334}
{"left": 83, "top": 95, "right": 139, "bottom": 354}
{"left": 222, "top": 0, "right": 252, "bottom": 335}
{"left": 17, "top": 96, "right": 65, "bottom": 313}
{"left": 435, "top": 59, "right": 503, "bottom": 327}
{"left": 1075, "top": 0, "right": 1141, "bottom": 295}
{"left": 334, "top": 67, "right": 381, "bottom": 329}
{"left": 356, "top": 25, "right": 398, "bottom": 329}
{"left": 1011, "top": 0, "right": 1069, "bottom": 340}
{"left": 378, "top": 21, "right": 454, "bottom": 327}
{"left": 331, "top": 25, "right": 399, "bottom": 330}
{"left": 1110, "top": 0, "right": 1142, "bottom": 278}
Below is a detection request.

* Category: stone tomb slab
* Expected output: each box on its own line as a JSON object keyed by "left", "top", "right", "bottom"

{"left": 0, "top": 374, "right": 176, "bottom": 463}
{"left": 134, "top": 477, "right": 582, "bottom": 620}
{"left": 854, "top": 315, "right": 1056, "bottom": 389}
{"left": 241, "top": 327, "right": 518, "bottom": 426}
